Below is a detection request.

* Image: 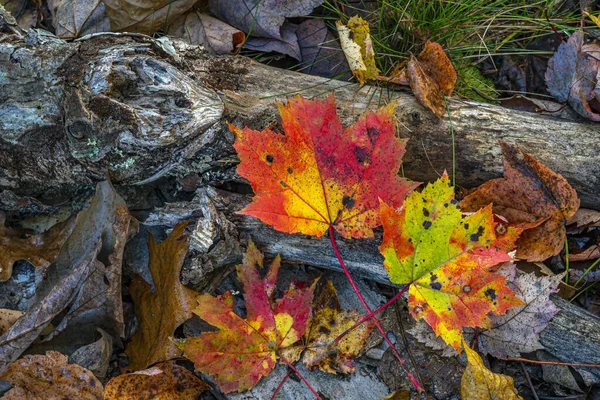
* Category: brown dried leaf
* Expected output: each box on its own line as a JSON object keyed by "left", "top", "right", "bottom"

{"left": 104, "top": 362, "right": 210, "bottom": 400}
{"left": 69, "top": 328, "right": 113, "bottom": 379}
{"left": 0, "top": 351, "right": 103, "bottom": 399}
{"left": 103, "top": 0, "right": 197, "bottom": 35}
{"left": 461, "top": 343, "right": 523, "bottom": 399}
{"left": 0, "top": 212, "right": 75, "bottom": 282}
{"left": 125, "top": 222, "right": 197, "bottom": 371}
{"left": 0, "top": 308, "right": 22, "bottom": 335}
{"left": 405, "top": 41, "right": 457, "bottom": 118}
{"left": 460, "top": 142, "right": 580, "bottom": 261}
{"left": 168, "top": 11, "right": 245, "bottom": 55}
{"left": 299, "top": 280, "right": 374, "bottom": 374}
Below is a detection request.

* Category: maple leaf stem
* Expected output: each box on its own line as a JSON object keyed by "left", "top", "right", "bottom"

{"left": 270, "top": 369, "right": 292, "bottom": 400}
{"left": 280, "top": 356, "right": 322, "bottom": 400}
{"left": 333, "top": 283, "right": 411, "bottom": 344}
{"left": 328, "top": 226, "right": 424, "bottom": 392}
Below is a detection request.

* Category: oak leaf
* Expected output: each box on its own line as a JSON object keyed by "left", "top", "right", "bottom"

{"left": 104, "top": 362, "right": 210, "bottom": 400}
{"left": 461, "top": 342, "right": 523, "bottom": 399}
{"left": 300, "top": 279, "right": 374, "bottom": 373}
{"left": 0, "top": 309, "right": 23, "bottom": 336}
{"left": 0, "top": 212, "right": 75, "bottom": 281}
{"left": 460, "top": 141, "right": 580, "bottom": 261}
{"left": 125, "top": 222, "right": 197, "bottom": 371}
{"left": 336, "top": 15, "right": 380, "bottom": 84}
{"left": 231, "top": 93, "right": 417, "bottom": 239}
{"left": 0, "top": 351, "right": 103, "bottom": 400}
{"left": 379, "top": 174, "right": 523, "bottom": 352}
{"left": 175, "top": 240, "right": 316, "bottom": 393}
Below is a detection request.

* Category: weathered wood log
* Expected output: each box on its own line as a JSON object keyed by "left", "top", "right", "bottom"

{"left": 1, "top": 25, "right": 599, "bottom": 380}
{"left": 1, "top": 28, "right": 599, "bottom": 214}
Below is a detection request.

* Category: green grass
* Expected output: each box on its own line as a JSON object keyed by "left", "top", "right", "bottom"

{"left": 317, "top": 0, "right": 583, "bottom": 99}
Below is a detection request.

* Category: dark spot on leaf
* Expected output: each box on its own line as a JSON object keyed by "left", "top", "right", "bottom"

{"left": 423, "top": 208, "right": 430, "bottom": 217}
{"left": 450, "top": 199, "right": 458, "bottom": 205}
{"left": 495, "top": 224, "right": 507, "bottom": 236}
{"left": 430, "top": 282, "right": 442, "bottom": 290}
{"left": 423, "top": 220, "right": 432, "bottom": 229}
{"left": 464, "top": 223, "right": 469, "bottom": 230}
{"left": 414, "top": 306, "right": 423, "bottom": 313}
{"left": 330, "top": 319, "right": 336, "bottom": 326}
{"left": 367, "top": 126, "right": 380, "bottom": 143}
{"left": 485, "top": 288, "right": 497, "bottom": 300}
{"left": 266, "top": 154, "right": 274, "bottom": 163}
{"left": 462, "top": 285, "right": 471, "bottom": 293}
{"left": 444, "top": 203, "right": 449, "bottom": 207}
{"left": 470, "top": 226, "right": 485, "bottom": 242}
{"left": 280, "top": 181, "right": 287, "bottom": 187}
{"left": 287, "top": 167, "right": 293, "bottom": 174}
{"left": 342, "top": 195, "right": 356, "bottom": 210}
{"left": 430, "top": 274, "right": 438, "bottom": 282}
{"left": 354, "top": 146, "right": 369, "bottom": 163}
{"left": 319, "top": 326, "right": 331, "bottom": 335}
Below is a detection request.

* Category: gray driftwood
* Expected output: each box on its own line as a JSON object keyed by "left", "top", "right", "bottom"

{"left": 1, "top": 23, "right": 599, "bottom": 379}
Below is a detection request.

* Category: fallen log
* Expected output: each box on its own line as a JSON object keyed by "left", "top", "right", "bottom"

{"left": 1, "top": 24, "right": 599, "bottom": 381}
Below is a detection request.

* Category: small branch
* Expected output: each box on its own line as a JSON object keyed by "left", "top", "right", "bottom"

{"left": 270, "top": 369, "right": 292, "bottom": 400}
{"left": 507, "top": 357, "right": 600, "bottom": 368}
{"left": 520, "top": 361, "right": 539, "bottom": 400}
{"left": 328, "top": 226, "right": 424, "bottom": 392}
{"left": 334, "top": 284, "right": 410, "bottom": 344}
{"left": 280, "top": 356, "right": 322, "bottom": 400}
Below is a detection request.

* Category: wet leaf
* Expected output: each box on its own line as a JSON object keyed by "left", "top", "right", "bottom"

{"left": 0, "top": 351, "right": 103, "bottom": 399}
{"left": 460, "top": 141, "right": 580, "bottom": 261}
{"left": 125, "top": 222, "right": 197, "bottom": 371}
{"left": 379, "top": 174, "right": 523, "bottom": 352}
{"left": 243, "top": 21, "right": 301, "bottom": 60}
{"left": 0, "top": 308, "right": 22, "bottom": 335}
{"left": 336, "top": 15, "right": 379, "bottom": 84}
{"left": 209, "top": 0, "right": 324, "bottom": 40}
{"left": 104, "top": 361, "right": 210, "bottom": 400}
{"left": 405, "top": 41, "right": 457, "bottom": 118}
{"left": 545, "top": 31, "right": 600, "bottom": 121}
{"left": 69, "top": 328, "right": 113, "bottom": 379}
{"left": 477, "top": 267, "right": 564, "bottom": 359}
{"left": 461, "top": 342, "right": 523, "bottom": 399}
{"left": 230, "top": 93, "right": 417, "bottom": 239}
{"left": 0, "top": 212, "right": 75, "bottom": 282}
{"left": 103, "top": 0, "right": 196, "bottom": 35}
{"left": 168, "top": 11, "right": 245, "bottom": 55}
{"left": 297, "top": 19, "right": 350, "bottom": 79}
{"left": 48, "top": 0, "right": 110, "bottom": 39}
{"left": 300, "top": 280, "right": 374, "bottom": 373}
{"left": 176, "top": 240, "right": 316, "bottom": 393}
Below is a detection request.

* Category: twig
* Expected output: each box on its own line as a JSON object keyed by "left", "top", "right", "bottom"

{"left": 507, "top": 358, "right": 600, "bottom": 368}
{"left": 270, "top": 369, "right": 292, "bottom": 400}
{"left": 280, "top": 356, "right": 322, "bottom": 400}
{"left": 328, "top": 226, "right": 424, "bottom": 392}
{"left": 520, "top": 361, "right": 539, "bottom": 400}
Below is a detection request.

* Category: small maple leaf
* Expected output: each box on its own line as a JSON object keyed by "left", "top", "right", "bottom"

{"left": 379, "top": 174, "right": 524, "bottom": 352}
{"left": 461, "top": 341, "right": 523, "bottom": 399}
{"left": 175, "top": 240, "right": 316, "bottom": 393}
{"left": 297, "top": 279, "right": 374, "bottom": 374}
{"left": 125, "top": 222, "right": 197, "bottom": 371}
{"left": 231, "top": 93, "right": 417, "bottom": 239}
{"left": 460, "top": 141, "right": 580, "bottom": 261}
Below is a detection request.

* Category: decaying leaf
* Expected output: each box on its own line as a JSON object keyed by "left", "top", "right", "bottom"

{"left": 209, "top": 0, "right": 324, "bottom": 40}
{"left": 407, "top": 320, "right": 458, "bottom": 358}
{"left": 336, "top": 15, "right": 379, "bottom": 84}
{"left": 0, "top": 308, "right": 22, "bottom": 335}
{"left": 168, "top": 11, "right": 245, "bottom": 55}
{"left": 461, "top": 343, "right": 523, "bottom": 399}
{"left": 405, "top": 41, "right": 457, "bottom": 118}
{"left": 243, "top": 21, "right": 301, "bottom": 60}
{"left": 103, "top": 0, "right": 196, "bottom": 35}
{"left": 231, "top": 93, "right": 417, "bottom": 239}
{"left": 176, "top": 240, "right": 316, "bottom": 393}
{"left": 0, "top": 351, "right": 103, "bottom": 399}
{"left": 104, "top": 362, "right": 210, "bottom": 400}
{"left": 477, "top": 268, "right": 564, "bottom": 359}
{"left": 125, "top": 222, "right": 197, "bottom": 371}
{"left": 69, "top": 328, "right": 113, "bottom": 379}
{"left": 297, "top": 18, "right": 350, "bottom": 79}
{"left": 47, "top": 0, "right": 110, "bottom": 39}
{"left": 0, "top": 211, "right": 75, "bottom": 282}
{"left": 380, "top": 174, "right": 523, "bottom": 352}
{"left": 461, "top": 141, "right": 580, "bottom": 261}
{"left": 545, "top": 31, "right": 600, "bottom": 121}
{"left": 300, "top": 280, "right": 374, "bottom": 373}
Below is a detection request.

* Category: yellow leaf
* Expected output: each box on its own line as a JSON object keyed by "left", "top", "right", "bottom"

{"left": 336, "top": 16, "right": 379, "bottom": 84}
{"left": 584, "top": 11, "right": 600, "bottom": 28}
{"left": 461, "top": 341, "right": 523, "bottom": 399}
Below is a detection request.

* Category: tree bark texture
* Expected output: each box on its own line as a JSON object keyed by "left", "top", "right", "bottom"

{"left": 1, "top": 25, "right": 599, "bottom": 378}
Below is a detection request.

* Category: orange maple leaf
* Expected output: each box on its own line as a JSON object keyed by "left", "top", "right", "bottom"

{"left": 379, "top": 174, "right": 524, "bottom": 351}
{"left": 175, "top": 240, "right": 316, "bottom": 393}
{"left": 230, "top": 93, "right": 418, "bottom": 239}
